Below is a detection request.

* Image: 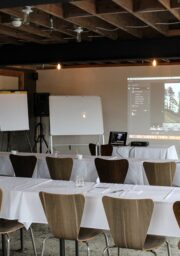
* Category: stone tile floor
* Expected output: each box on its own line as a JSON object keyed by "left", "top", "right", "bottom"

{"left": 2, "top": 224, "right": 180, "bottom": 255}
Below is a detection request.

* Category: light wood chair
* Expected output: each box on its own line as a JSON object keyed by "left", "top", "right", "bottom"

{"left": 89, "top": 143, "right": 113, "bottom": 156}
{"left": 143, "top": 161, "right": 176, "bottom": 186}
{"left": 39, "top": 192, "right": 109, "bottom": 256}
{"left": 102, "top": 196, "right": 171, "bottom": 256}
{"left": 0, "top": 188, "right": 37, "bottom": 256}
{"left": 46, "top": 157, "right": 73, "bottom": 180}
{"left": 173, "top": 201, "right": 180, "bottom": 249}
{"left": 9, "top": 154, "right": 37, "bottom": 177}
{"left": 95, "top": 158, "right": 128, "bottom": 183}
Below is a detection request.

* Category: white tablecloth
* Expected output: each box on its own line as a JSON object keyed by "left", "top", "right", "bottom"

{"left": 113, "top": 145, "right": 178, "bottom": 160}
{"left": 0, "top": 177, "right": 179, "bottom": 238}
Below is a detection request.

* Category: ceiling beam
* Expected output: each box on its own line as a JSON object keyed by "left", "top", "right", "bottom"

{"left": 0, "top": 37, "right": 180, "bottom": 66}
{"left": 0, "top": 0, "right": 72, "bottom": 9}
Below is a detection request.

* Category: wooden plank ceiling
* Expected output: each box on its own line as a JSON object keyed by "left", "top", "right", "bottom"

{"left": 1, "top": 0, "right": 180, "bottom": 68}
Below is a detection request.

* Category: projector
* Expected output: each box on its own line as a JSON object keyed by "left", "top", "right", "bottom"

{"left": 130, "top": 141, "right": 149, "bottom": 147}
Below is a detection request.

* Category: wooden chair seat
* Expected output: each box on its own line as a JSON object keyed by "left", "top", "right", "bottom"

{"left": 0, "top": 220, "right": 23, "bottom": 234}
{"left": 144, "top": 235, "right": 165, "bottom": 250}
{"left": 78, "top": 227, "right": 102, "bottom": 241}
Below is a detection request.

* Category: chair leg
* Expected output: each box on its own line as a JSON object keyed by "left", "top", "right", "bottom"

{"left": 29, "top": 227, "right": 37, "bottom": 256}
{"left": 83, "top": 241, "right": 90, "bottom": 256}
{"left": 41, "top": 235, "right": 54, "bottom": 256}
{"left": 59, "top": 239, "right": 65, "bottom": 256}
{"left": 102, "top": 232, "right": 110, "bottom": 256}
{"left": 75, "top": 240, "right": 79, "bottom": 256}
{"left": 20, "top": 228, "right": 23, "bottom": 251}
{"left": 150, "top": 250, "right": 157, "bottom": 256}
{"left": 102, "top": 245, "right": 116, "bottom": 256}
{"left": 6, "top": 234, "right": 10, "bottom": 256}
{"left": 118, "top": 247, "right": 120, "bottom": 256}
{"left": 2, "top": 234, "right": 5, "bottom": 256}
{"left": 166, "top": 241, "right": 171, "bottom": 256}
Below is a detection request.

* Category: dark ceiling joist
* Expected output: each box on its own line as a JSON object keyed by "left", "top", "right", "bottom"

{"left": 0, "top": 0, "right": 72, "bottom": 9}
{"left": 1, "top": 37, "right": 180, "bottom": 66}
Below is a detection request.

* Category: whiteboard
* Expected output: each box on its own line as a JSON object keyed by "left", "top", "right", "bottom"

{"left": 0, "top": 91, "right": 29, "bottom": 131}
{"left": 49, "top": 96, "right": 104, "bottom": 135}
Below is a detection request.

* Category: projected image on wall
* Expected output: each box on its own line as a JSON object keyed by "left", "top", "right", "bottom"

{"left": 128, "top": 77, "right": 180, "bottom": 140}
{"left": 164, "top": 83, "right": 180, "bottom": 125}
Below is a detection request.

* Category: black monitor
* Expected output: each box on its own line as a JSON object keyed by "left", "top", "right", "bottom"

{"left": 108, "top": 131, "right": 127, "bottom": 146}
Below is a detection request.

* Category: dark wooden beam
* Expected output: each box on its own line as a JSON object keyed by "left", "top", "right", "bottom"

{"left": 0, "top": 0, "right": 72, "bottom": 9}
{"left": 1, "top": 37, "right": 180, "bottom": 66}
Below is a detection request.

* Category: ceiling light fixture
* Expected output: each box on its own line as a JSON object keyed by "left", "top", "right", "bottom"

{"left": 152, "top": 59, "right": 157, "bottom": 67}
{"left": 57, "top": 63, "right": 62, "bottom": 70}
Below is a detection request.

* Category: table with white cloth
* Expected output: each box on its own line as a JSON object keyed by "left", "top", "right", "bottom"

{"left": 0, "top": 176, "right": 179, "bottom": 238}
{"left": 0, "top": 152, "right": 180, "bottom": 186}
{"left": 113, "top": 145, "right": 178, "bottom": 160}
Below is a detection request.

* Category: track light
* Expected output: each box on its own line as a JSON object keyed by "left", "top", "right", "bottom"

{"left": 57, "top": 63, "right": 61, "bottom": 70}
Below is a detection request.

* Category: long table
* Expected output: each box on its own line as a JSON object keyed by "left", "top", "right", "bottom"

{"left": 0, "top": 176, "right": 179, "bottom": 238}
{"left": 0, "top": 152, "right": 180, "bottom": 186}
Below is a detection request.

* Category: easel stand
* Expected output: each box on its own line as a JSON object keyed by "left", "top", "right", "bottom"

{"left": 33, "top": 117, "right": 49, "bottom": 153}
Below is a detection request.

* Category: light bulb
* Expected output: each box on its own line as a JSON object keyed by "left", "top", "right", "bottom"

{"left": 152, "top": 59, "right": 157, "bottom": 67}
{"left": 57, "top": 63, "right": 61, "bottom": 70}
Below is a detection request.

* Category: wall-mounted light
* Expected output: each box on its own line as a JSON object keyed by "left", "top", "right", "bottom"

{"left": 152, "top": 59, "right": 157, "bottom": 67}
{"left": 57, "top": 63, "right": 62, "bottom": 70}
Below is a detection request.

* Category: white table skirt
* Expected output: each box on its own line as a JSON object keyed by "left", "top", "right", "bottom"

{"left": 113, "top": 145, "right": 178, "bottom": 160}
{"left": 0, "top": 152, "right": 180, "bottom": 186}
{"left": 0, "top": 177, "right": 179, "bottom": 238}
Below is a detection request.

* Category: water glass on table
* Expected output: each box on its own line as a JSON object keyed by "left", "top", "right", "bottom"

{"left": 75, "top": 175, "right": 84, "bottom": 187}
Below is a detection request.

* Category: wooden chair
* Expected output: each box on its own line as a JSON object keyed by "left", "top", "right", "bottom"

{"left": 95, "top": 158, "right": 128, "bottom": 183}
{"left": 102, "top": 196, "right": 171, "bottom": 256}
{"left": 0, "top": 188, "right": 37, "bottom": 256}
{"left": 173, "top": 201, "right": 180, "bottom": 249}
{"left": 9, "top": 154, "right": 37, "bottom": 177}
{"left": 39, "top": 192, "right": 109, "bottom": 256}
{"left": 46, "top": 157, "right": 73, "bottom": 180}
{"left": 89, "top": 143, "right": 113, "bottom": 156}
{"left": 143, "top": 161, "right": 176, "bottom": 186}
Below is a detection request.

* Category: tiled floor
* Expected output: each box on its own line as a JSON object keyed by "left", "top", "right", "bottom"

{"left": 3, "top": 224, "right": 180, "bottom": 255}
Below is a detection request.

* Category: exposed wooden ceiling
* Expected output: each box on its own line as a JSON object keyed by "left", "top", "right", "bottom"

{"left": 1, "top": 0, "right": 180, "bottom": 68}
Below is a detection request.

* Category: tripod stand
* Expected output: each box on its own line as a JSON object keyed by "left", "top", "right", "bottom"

{"left": 33, "top": 117, "right": 49, "bottom": 153}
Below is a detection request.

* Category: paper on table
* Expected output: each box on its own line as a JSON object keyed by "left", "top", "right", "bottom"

{"left": 88, "top": 187, "right": 111, "bottom": 194}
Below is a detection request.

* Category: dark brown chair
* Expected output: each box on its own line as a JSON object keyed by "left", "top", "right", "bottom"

{"left": 173, "top": 201, "right": 180, "bottom": 249}
{"left": 9, "top": 154, "right": 37, "bottom": 178}
{"left": 39, "top": 192, "right": 109, "bottom": 256}
{"left": 143, "top": 161, "right": 176, "bottom": 186}
{"left": 102, "top": 196, "right": 171, "bottom": 256}
{"left": 46, "top": 157, "right": 73, "bottom": 180}
{"left": 95, "top": 158, "right": 128, "bottom": 183}
{"left": 89, "top": 143, "right": 113, "bottom": 156}
{"left": 0, "top": 188, "right": 37, "bottom": 256}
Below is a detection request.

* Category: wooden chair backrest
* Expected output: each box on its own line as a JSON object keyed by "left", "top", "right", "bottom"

{"left": 9, "top": 154, "right": 37, "bottom": 177}
{"left": 46, "top": 157, "right": 73, "bottom": 180}
{"left": 89, "top": 143, "right": 113, "bottom": 156}
{"left": 173, "top": 201, "right": 180, "bottom": 227}
{"left": 143, "top": 161, "right": 176, "bottom": 186}
{"left": 39, "top": 192, "right": 84, "bottom": 240}
{"left": 95, "top": 158, "right": 128, "bottom": 183}
{"left": 102, "top": 197, "right": 153, "bottom": 250}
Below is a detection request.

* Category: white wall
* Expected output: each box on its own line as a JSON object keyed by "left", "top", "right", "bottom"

{"left": 37, "top": 65, "right": 180, "bottom": 156}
